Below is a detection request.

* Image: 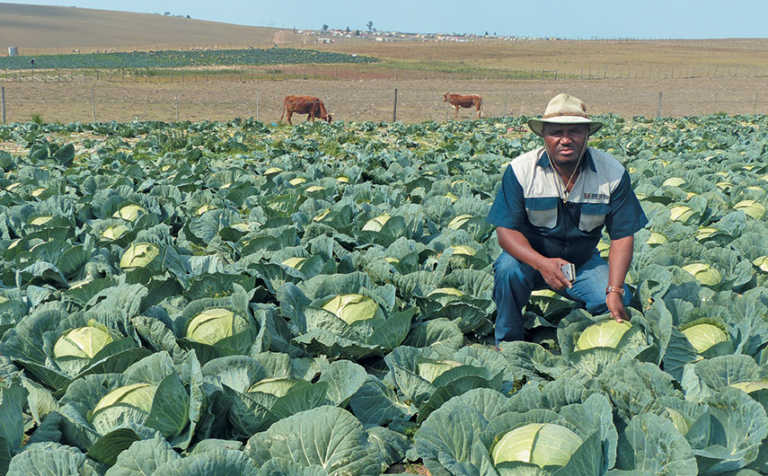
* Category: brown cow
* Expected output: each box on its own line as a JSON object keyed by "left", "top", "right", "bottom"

{"left": 281, "top": 95, "right": 332, "bottom": 125}
{"left": 443, "top": 93, "right": 483, "bottom": 119}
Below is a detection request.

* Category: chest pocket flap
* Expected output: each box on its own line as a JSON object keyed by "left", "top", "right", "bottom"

{"left": 579, "top": 202, "right": 610, "bottom": 232}
{"left": 525, "top": 197, "right": 558, "bottom": 229}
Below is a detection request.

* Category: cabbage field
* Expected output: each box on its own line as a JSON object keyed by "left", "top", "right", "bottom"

{"left": 0, "top": 114, "right": 767, "bottom": 475}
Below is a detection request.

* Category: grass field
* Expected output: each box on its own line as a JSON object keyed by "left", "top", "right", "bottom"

{"left": 1, "top": 3, "right": 768, "bottom": 123}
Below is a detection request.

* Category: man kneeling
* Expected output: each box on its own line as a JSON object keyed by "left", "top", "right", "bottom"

{"left": 486, "top": 93, "right": 648, "bottom": 346}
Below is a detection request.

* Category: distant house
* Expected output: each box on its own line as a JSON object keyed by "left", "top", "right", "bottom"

{"left": 318, "top": 37, "right": 333, "bottom": 44}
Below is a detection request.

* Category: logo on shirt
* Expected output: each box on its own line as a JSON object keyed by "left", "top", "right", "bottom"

{"left": 583, "top": 192, "right": 609, "bottom": 200}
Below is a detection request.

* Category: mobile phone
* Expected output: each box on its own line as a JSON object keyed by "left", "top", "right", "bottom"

{"left": 561, "top": 263, "right": 575, "bottom": 282}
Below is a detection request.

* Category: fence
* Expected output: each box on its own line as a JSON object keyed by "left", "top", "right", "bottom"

{"left": 1, "top": 74, "right": 767, "bottom": 125}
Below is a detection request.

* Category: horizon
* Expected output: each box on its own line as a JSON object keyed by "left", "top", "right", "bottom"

{"left": 3, "top": 0, "right": 768, "bottom": 40}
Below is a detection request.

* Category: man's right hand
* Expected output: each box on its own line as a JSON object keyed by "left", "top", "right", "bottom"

{"left": 536, "top": 257, "right": 574, "bottom": 291}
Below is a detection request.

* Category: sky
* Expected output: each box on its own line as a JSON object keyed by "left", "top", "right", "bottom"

{"left": 6, "top": 0, "right": 768, "bottom": 39}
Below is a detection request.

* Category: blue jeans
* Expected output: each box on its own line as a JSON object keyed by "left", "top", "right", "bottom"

{"left": 492, "top": 249, "right": 632, "bottom": 344}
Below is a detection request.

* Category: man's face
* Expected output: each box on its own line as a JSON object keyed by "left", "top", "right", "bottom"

{"left": 542, "top": 123, "right": 589, "bottom": 165}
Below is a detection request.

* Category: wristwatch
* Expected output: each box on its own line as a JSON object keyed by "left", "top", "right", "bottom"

{"left": 606, "top": 286, "right": 625, "bottom": 296}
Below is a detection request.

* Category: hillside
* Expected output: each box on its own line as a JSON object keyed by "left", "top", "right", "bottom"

{"left": 0, "top": 2, "right": 298, "bottom": 54}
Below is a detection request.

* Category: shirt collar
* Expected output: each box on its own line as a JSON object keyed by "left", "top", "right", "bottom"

{"left": 537, "top": 147, "right": 596, "bottom": 172}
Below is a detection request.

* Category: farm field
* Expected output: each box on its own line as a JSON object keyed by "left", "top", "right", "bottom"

{"left": 0, "top": 113, "right": 767, "bottom": 474}
{"left": 3, "top": 5, "right": 768, "bottom": 123}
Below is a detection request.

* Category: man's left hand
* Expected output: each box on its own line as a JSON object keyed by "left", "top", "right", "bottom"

{"left": 606, "top": 292, "right": 628, "bottom": 322}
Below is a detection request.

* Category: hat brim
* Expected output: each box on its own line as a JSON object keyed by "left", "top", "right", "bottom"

{"left": 528, "top": 116, "right": 602, "bottom": 136}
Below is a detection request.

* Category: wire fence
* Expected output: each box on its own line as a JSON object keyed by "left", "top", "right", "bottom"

{"left": 1, "top": 73, "right": 767, "bottom": 125}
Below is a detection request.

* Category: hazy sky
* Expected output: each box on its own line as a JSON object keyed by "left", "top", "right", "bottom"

{"left": 7, "top": 0, "right": 768, "bottom": 39}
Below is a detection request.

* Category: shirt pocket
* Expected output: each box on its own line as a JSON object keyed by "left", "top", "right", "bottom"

{"left": 578, "top": 203, "right": 610, "bottom": 232}
{"left": 525, "top": 197, "right": 558, "bottom": 229}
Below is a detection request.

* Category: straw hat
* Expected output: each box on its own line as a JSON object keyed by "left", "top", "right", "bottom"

{"left": 527, "top": 93, "right": 603, "bottom": 136}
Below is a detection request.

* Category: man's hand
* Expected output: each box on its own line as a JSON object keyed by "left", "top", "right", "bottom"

{"left": 606, "top": 292, "right": 629, "bottom": 322}
{"left": 537, "top": 257, "right": 574, "bottom": 291}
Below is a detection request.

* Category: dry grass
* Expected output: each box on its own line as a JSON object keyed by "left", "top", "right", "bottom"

{"left": 2, "top": 4, "right": 768, "bottom": 123}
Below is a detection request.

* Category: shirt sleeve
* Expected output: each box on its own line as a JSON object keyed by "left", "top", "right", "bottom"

{"left": 486, "top": 164, "right": 527, "bottom": 230}
{"left": 604, "top": 170, "right": 648, "bottom": 240}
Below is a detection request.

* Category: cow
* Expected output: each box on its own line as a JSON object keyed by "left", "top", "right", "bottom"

{"left": 280, "top": 95, "right": 332, "bottom": 125}
{"left": 443, "top": 93, "right": 483, "bottom": 119}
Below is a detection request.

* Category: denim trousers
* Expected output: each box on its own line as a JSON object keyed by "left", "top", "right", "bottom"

{"left": 492, "top": 249, "right": 632, "bottom": 344}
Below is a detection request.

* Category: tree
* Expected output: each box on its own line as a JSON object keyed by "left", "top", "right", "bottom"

{"left": 345, "top": 26, "right": 351, "bottom": 33}
{"left": 366, "top": 21, "right": 373, "bottom": 33}
{"left": 322, "top": 24, "right": 329, "bottom": 32}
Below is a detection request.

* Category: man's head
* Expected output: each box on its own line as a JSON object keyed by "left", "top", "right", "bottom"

{"left": 541, "top": 123, "right": 589, "bottom": 165}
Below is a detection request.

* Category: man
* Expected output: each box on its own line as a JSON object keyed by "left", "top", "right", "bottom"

{"left": 487, "top": 93, "right": 647, "bottom": 345}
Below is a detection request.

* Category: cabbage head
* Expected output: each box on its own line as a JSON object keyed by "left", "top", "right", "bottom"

{"left": 321, "top": 294, "right": 384, "bottom": 324}
{"left": 186, "top": 308, "right": 252, "bottom": 347}
{"left": 100, "top": 223, "right": 130, "bottom": 241}
{"left": 681, "top": 322, "right": 729, "bottom": 354}
{"left": 53, "top": 326, "right": 113, "bottom": 361}
{"left": 119, "top": 242, "right": 160, "bottom": 270}
{"left": 574, "top": 320, "right": 637, "bottom": 351}
{"left": 90, "top": 383, "right": 157, "bottom": 432}
{"left": 247, "top": 377, "right": 299, "bottom": 397}
{"left": 362, "top": 214, "right": 391, "bottom": 232}
{"left": 491, "top": 423, "right": 583, "bottom": 468}
{"left": 112, "top": 204, "right": 146, "bottom": 222}
{"left": 682, "top": 263, "right": 722, "bottom": 287}
{"left": 417, "top": 359, "right": 462, "bottom": 383}
{"left": 53, "top": 325, "right": 114, "bottom": 375}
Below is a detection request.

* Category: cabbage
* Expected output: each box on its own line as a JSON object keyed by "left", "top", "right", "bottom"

{"left": 119, "top": 242, "right": 160, "bottom": 269}
{"left": 100, "top": 223, "right": 130, "bottom": 241}
{"left": 112, "top": 204, "right": 146, "bottom": 222}
{"left": 427, "top": 287, "right": 464, "bottom": 297}
{"left": 186, "top": 308, "right": 251, "bottom": 346}
{"left": 449, "top": 245, "right": 476, "bottom": 256}
{"left": 682, "top": 263, "right": 722, "bottom": 286}
{"left": 313, "top": 209, "right": 331, "bottom": 222}
{"left": 53, "top": 326, "right": 113, "bottom": 360}
{"left": 90, "top": 383, "right": 158, "bottom": 432}
{"left": 574, "top": 320, "right": 634, "bottom": 351}
{"left": 681, "top": 323, "right": 729, "bottom": 354}
{"left": 264, "top": 167, "right": 282, "bottom": 175}
{"left": 321, "top": 294, "right": 383, "bottom": 324}
{"left": 281, "top": 257, "right": 307, "bottom": 270}
{"left": 662, "top": 177, "right": 686, "bottom": 187}
{"left": 695, "top": 227, "right": 718, "bottom": 241}
{"left": 289, "top": 177, "right": 307, "bottom": 186}
{"left": 754, "top": 256, "right": 768, "bottom": 273}
{"left": 196, "top": 204, "right": 216, "bottom": 215}
{"left": 31, "top": 187, "right": 46, "bottom": 197}
{"left": 29, "top": 216, "right": 53, "bottom": 226}
{"left": 491, "top": 423, "right": 583, "bottom": 468}
{"left": 646, "top": 231, "right": 668, "bottom": 245}
{"left": 669, "top": 205, "right": 694, "bottom": 223}
{"left": 733, "top": 200, "right": 765, "bottom": 220}
{"left": 247, "top": 377, "right": 299, "bottom": 397}
{"left": 305, "top": 185, "right": 325, "bottom": 193}
{"left": 730, "top": 381, "right": 768, "bottom": 393}
{"left": 336, "top": 176, "right": 349, "bottom": 183}
{"left": 447, "top": 214, "right": 473, "bottom": 230}
{"left": 662, "top": 407, "right": 690, "bottom": 435}
{"left": 362, "top": 214, "right": 391, "bottom": 232}
{"left": 417, "top": 359, "right": 461, "bottom": 383}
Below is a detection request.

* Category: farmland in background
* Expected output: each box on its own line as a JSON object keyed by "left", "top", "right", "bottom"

{"left": 2, "top": 4, "right": 768, "bottom": 123}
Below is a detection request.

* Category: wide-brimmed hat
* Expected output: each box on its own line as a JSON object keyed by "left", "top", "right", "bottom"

{"left": 527, "top": 93, "right": 603, "bottom": 136}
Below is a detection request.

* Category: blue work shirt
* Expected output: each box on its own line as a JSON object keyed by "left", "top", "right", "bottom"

{"left": 486, "top": 147, "right": 648, "bottom": 267}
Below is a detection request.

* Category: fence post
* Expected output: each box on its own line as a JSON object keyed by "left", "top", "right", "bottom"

{"left": 656, "top": 92, "right": 663, "bottom": 119}
{"left": 1, "top": 87, "right": 5, "bottom": 124}
{"left": 90, "top": 87, "right": 96, "bottom": 122}
{"left": 175, "top": 96, "right": 179, "bottom": 121}
{"left": 393, "top": 88, "right": 398, "bottom": 122}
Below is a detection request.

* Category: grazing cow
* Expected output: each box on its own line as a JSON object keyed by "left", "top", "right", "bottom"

{"left": 443, "top": 93, "right": 483, "bottom": 119}
{"left": 281, "top": 95, "right": 332, "bottom": 125}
